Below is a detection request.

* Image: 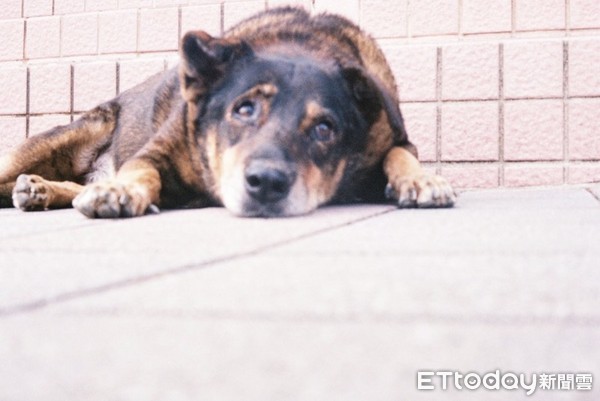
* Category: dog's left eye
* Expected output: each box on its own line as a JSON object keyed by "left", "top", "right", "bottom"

{"left": 233, "top": 100, "right": 259, "bottom": 120}
{"left": 310, "top": 121, "right": 336, "bottom": 142}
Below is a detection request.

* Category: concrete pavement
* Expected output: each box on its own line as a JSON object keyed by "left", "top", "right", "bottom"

{"left": 1, "top": 185, "right": 599, "bottom": 400}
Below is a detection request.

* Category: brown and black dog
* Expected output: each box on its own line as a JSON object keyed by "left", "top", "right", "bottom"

{"left": 0, "top": 7, "right": 455, "bottom": 218}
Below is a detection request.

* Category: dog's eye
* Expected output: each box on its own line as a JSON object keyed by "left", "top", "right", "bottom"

{"left": 233, "top": 100, "right": 259, "bottom": 120}
{"left": 310, "top": 121, "right": 336, "bottom": 142}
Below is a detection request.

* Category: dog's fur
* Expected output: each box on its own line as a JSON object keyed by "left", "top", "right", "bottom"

{"left": 0, "top": 7, "right": 455, "bottom": 218}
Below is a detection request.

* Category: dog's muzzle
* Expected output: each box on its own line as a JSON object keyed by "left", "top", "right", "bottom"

{"left": 244, "top": 159, "right": 296, "bottom": 205}
{"left": 220, "top": 144, "right": 311, "bottom": 217}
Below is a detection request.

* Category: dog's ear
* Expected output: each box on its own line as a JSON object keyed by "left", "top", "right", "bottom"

{"left": 342, "top": 66, "right": 410, "bottom": 148}
{"left": 179, "top": 31, "right": 253, "bottom": 103}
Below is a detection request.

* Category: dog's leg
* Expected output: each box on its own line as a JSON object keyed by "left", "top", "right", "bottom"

{"left": 0, "top": 183, "right": 15, "bottom": 208}
{"left": 12, "top": 174, "right": 84, "bottom": 211}
{"left": 383, "top": 146, "right": 456, "bottom": 208}
{"left": 0, "top": 103, "right": 118, "bottom": 210}
{"left": 72, "top": 101, "right": 204, "bottom": 219}
{"left": 73, "top": 159, "right": 161, "bottom": 218}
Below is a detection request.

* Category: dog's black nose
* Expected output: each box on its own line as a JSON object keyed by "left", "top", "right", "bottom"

{"left": 245, "top": 163, "right": 293, "bottom": 203}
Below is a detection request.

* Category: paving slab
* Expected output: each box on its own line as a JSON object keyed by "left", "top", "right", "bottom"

{"left": 0, "top": 186, "right": 599, "bottom": 400}
{"left": 47, "top": 251, "right": 600, "bottom": 322}
{"left": 0, "top": 204, "right": 393, "bottom": 313}
{"left": 0, "top": 208, "right": 106, "bottom": 240}
{"left": 0, "top": 315, "right": 599, "bottom": 401}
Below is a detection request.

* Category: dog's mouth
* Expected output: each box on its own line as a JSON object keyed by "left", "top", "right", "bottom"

{"left": 219, "top": 159, "right": 320, "bottom": 218}
{"left": 215, "top": 140, "right": 347, "bottom": 217}
{"left": 224, "top": 189, "right": 314, "bottom": 218}
{"left": 224, "top": 161, "right": 309, "bottom": 217}
{"left": 237, "top": 200, "right": 288, "bottom": 218}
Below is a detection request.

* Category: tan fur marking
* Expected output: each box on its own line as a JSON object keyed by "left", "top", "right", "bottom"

{"left": 384, "top": 146, "right": 423, "bottom": 183}
{"left": 300, "top": 159, "right": 347, "bottom": 207}
{"left": 324, "top": 159, "right": 347, "bottom": 201}
{"left": 298, "top": 101, "right": 328, "bottom": 133}
{"left": 205, "top": 129, "right": 222, "bottom": 196}
{"left": 226, "top": 84, "right": 278, "bottom": 127}
{"left": 45, "top": 180, "right": 86, "bottom": 207}
{"left": 302, "top": 163, "right": 322, "bottom": 193}
{"left": 219, "top": 145, "right": 247, "bottom": 212}
{"left": 363, "top": 115, "right": 394, "bottom": 167}
{"left": 117, "top": 158, "right": 162, "bottom": 206}
{"left": 0, "top": 154, "right": 16, "bottom": 183}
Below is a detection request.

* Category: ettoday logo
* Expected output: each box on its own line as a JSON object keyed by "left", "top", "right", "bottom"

{"left": 417, "top": 370, "right": 593, "bottom": 396}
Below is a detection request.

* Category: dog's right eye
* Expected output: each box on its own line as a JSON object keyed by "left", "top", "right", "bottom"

{"left": 310, "top": 121, "right": 336, "bottom": 142}
{"left": 233, "top": 100, "right": 259, "bottom": 121}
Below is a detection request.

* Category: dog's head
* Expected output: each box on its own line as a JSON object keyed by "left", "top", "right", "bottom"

{"left": 179, "top": 31, "right": 394, "bottom": 217}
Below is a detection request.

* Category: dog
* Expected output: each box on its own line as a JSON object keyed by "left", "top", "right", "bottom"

{"left": 0, "top": 7, "right": 455, "bottom": 218}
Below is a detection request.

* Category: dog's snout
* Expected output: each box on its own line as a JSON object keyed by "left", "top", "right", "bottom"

{"left": 245, "top": 162, "right": 294, "bottom": 203}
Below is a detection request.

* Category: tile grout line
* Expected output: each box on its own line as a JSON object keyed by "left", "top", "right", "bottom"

{"left": 116, "top": 61, "right": 120, "bottom": 95}
{"left": 565, "top": 0, "right": 571, "bottom": 36}
{"left": 69, "top": 64, "right": 74, "bottom": 118}
{"left": 135, "top": 8, "right": 140, "bottom": 53}
{"left": 220, "top": 2, "right": 224, "bottom": 36}
{"left": 177, "top": 5, "right": 182, "bottom": 48}
{"left": 0, "top": 207, "right": 398, "bottom": 317}
{"left": 436, "top": 46, "right": 442, "bottom": 175}
{"left": 563, "top": 40, "right": 569, "bottom": 184}
{"left": 25, "top": 66, "right": 30, "bottom": 139}
{"left": 457, "top": 0, "right": 463, "bottom": 38}
{"left": 511, "top": 0, "right": 516, "bottom": 35}
{"left": 499, "top": 43, "right": 505, "bottom": 186}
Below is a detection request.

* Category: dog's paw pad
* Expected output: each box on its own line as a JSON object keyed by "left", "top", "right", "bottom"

{"left": 386, "top": 174, "right": 456, "bottom": 208}
{"left": 73, "top": 182, "right": 151, "bottom": 219}
{"left": 12, "top": 174, "right": 50, "bottom": 211}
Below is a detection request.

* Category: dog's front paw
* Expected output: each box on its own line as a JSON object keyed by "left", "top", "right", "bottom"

{"left": 385, "top": 173, "right": 456, "bottom": 208}
{"left": 73, "top": 181, "right": 154, "bottom": 218}
{"left": 12, "top": 174, "right": 50, "bottom": 211}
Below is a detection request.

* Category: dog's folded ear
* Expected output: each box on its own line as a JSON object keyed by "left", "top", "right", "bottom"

{"left": 342, "top": 66, "right": 411, "bottom": 150}
{"left": 179, "top": 31, "right": 253, "bottom": 103}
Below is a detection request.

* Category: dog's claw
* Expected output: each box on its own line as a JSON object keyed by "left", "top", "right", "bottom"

{"left": 386, "top": 173, "right": 456, "bottom": 209}
{"left": 147, "top": 204, "right": 160, "bottom": 214}
{"left": 73, "top": 181, "right": 152, "bottom": 219}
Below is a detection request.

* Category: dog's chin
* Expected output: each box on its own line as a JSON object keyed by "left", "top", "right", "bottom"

{"left": 239, "top": 203, "right": 288, "bottom": 218}
{"left": 221, "top": 195, "right": 316, "bottom": 218}
{"left": 235, "top": 199, "right": 314, "bottom": 218}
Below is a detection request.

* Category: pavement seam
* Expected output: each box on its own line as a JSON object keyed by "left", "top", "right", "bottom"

{"left": 0, "top": 221, "right": 110, "bottom": 242}
{"left": 586, "top": 187, "right": 600, "bottom": 204}
{"left": 47, "top": 309, "right": 600, "bottom": 327}
{"left": 0, "top": 206, "right": 397, "bottom": 317}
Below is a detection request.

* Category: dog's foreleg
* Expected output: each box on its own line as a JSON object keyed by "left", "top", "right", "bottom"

{"left": 383, "top": 146, "right": 456, "bottom": 208}
{"left": 11, "top": 174, "right": 85, "bottom": 211}
{"left": 0, "top": 103, "right": 119, "bottom": 210}
{"left": 73, "top": 158, "right": 161, "bottom": 218}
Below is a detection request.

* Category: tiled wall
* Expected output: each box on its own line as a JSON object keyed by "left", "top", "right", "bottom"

{"left": 0, "top": 0, "right": 599, "bottom": 189}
